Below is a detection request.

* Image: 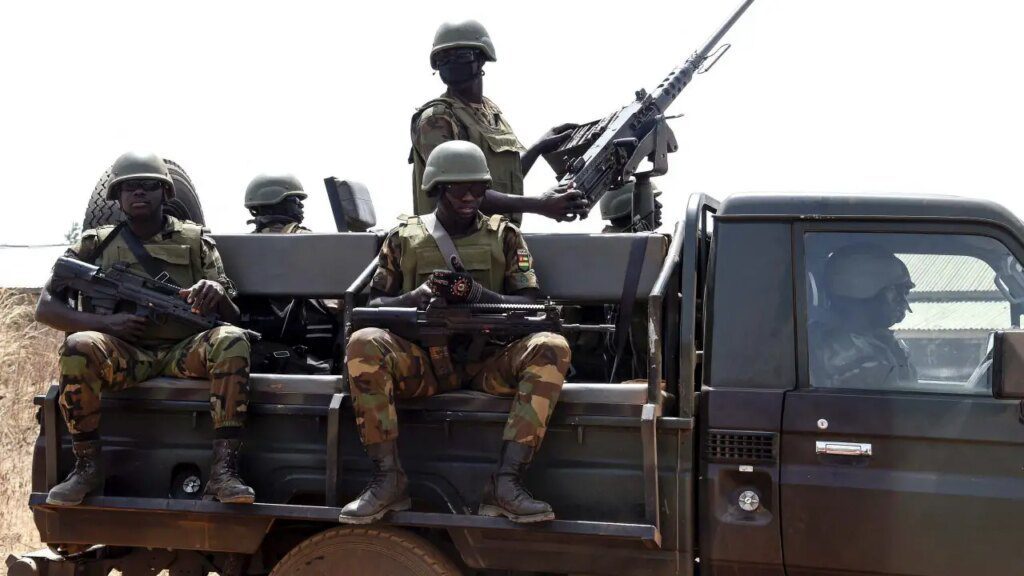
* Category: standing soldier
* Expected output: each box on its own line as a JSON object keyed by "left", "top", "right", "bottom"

{"left": 410, "top": 20, "right": 589, "bottom": 223}
{"left": 341, "top": 141, "right": 571, "bottom": 524}
{"left": 244, "top": 173, "right": 311, "bottom": 233}
{"left": 35, "top": 151, "right": 255, "bottom": 506}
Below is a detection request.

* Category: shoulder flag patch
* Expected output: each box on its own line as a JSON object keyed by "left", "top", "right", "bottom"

{"left": 516, "top": 249, "right": 531, "bottom": 272}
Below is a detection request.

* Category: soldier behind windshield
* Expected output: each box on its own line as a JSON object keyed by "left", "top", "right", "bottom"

{"left": 409, "top": 20, "right": 588, "bottom": 223}
{"left": 812, "top": 246, "right": 918, "bottom": 388}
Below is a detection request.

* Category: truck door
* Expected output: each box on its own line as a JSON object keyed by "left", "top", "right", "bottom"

{"left": 781, "top": 225, "right": 1024, "bottom": 576}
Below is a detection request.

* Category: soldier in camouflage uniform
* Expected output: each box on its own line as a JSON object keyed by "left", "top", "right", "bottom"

{"left": 410, "top": 20, "right": 589, "bottom": 224}
{"left": 340, "top": 141, "right": 571, "bottom": 525}
{"left": 244, "top": 173, "right": 311, "bottom": 234}
{"left": 35, "top": 151, "right": 255, "bottom": 506}
{"left": 811, "top": 246, "right": 919, "bottom": 388}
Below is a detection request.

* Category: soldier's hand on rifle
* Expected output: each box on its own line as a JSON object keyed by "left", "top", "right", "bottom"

{"left": 406, "top": 282, "right": 435, "bottom": 308}
{"left": 101, "top": 313, "right": 148, "bottom": 341}
{"left": 538, "top": 183, "right": 589, "bottom": 222}
{"left": 430, "top": 269, "right": 480, "bottom": 304}
{"left": 179, "top": 280, "right": 227, "bottom": 315}
{"left": 534, "top": 123, "right": 578, "bottom": 154}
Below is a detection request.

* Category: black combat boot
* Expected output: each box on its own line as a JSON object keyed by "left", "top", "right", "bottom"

{"left": 203, "top": 439, "right": 256, "bottom": 504}
{"left": 478, "top": 441, "right": 554, "bottom": 523}
{"left": 338, "top": 440, "right": 411, "bottom": 524}
{"left": 46, "top": 440, "right": 103, "bottom": 506}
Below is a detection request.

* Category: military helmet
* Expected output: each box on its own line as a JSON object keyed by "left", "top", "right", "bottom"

{"left": 430, "top": 20, "right": 497, "bottom": 69}
{"left": 243, "top": 173, "right": 308, "bottom": 208}
{"left": 825, "top": 247, "right": 915, "bottom": 299}
{"left": 106, "top": 151, "right": 174, "bottom": 200}
{"left": 421, "top": 140, "right": 492, "bottom": 194}
{"left": 599, "top": 180, "right": 662, "bottom": 221}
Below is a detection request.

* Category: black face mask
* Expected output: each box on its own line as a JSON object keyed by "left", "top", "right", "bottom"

{"left": 438, "top": 61, "right": 482, "bottom": 86}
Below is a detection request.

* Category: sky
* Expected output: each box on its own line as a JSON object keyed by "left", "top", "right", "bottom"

{"left": 0, "top": 0, "right": 1022, "bottom": 250}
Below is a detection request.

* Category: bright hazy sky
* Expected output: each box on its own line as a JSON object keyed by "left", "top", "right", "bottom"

{"left": 1, "top": 0, "right": 1022, "bottom": 247}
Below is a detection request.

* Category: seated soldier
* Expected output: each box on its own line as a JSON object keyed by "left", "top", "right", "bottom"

{"left": 813, "top": 246, "right": 918, "bottom": 388}
{"left": 244, "top": 173, "right": 311, "bottom": 233}
{"left": 340, "top": 140, "right": 571, "bottom": 525}
{"left": 35, "top": 151, "right": 255, "bottom": 506}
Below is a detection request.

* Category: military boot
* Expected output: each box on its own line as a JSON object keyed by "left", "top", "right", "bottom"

{"left": 478, "top": 441, "right": 554, "bottom": 523}
{"left": 338, "top": 440, "right": 411, "bottom": 524}
{"left": 46, "top": 440, "right": 103, "bottom": 506}
{"left": 203, "top": 439, "right": 255, "bottom": 504}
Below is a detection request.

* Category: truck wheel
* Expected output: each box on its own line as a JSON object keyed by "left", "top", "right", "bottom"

{"left": 269, "top": 526, "right": 461, "bottom": 576}
{"left": 82, "top": 158, "right": 206, "bottom": 229}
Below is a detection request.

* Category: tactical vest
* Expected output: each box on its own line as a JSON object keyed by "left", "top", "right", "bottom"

{"left": 85, "top": 217, "right": 207, "bottom": 346}
{"left": 410, "top": 95, "right": 526, "bottom": 220}
{"left": 398, "top": 214, "right": 508, "bottom": 294}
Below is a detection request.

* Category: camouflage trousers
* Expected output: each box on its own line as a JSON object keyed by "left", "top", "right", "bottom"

{"left": 347, "top": 328, "right": 571, "bottom": 448}
{"left": 58, "top": 326, "right": 251, "bottom": 435}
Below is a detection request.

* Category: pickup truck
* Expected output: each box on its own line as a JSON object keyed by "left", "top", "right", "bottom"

{"left": 8, "top": 192, "right": 1024, "bottom": 576}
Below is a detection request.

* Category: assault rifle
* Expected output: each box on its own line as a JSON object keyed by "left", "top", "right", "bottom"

{"left": 544, "top": 0, "right": 756, "bottom": 227}
{"left": 350, "top": 300, "right": 613, "bottom": 377}
{"left": 52, "top": 256, "right": 260, "bottom": 340}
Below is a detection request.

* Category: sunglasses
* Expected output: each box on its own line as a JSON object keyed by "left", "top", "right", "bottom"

{"left": 120, "top": 179, "right": 165, "bottom": 193}
{"left": 443, "top": 183, "right": 488, "bottom": 199}
{"left": 434, "top": 49, "right": 481, "bottom": 67}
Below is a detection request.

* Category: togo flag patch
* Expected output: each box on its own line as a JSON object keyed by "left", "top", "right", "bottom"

{"left": 516, "top": 249, "right": 531, "bottom": 272}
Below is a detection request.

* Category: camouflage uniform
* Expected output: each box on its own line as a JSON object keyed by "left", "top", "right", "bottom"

{"left": 410, "top": 95, "right": 526, "bottom": 222}
{"left": 58, "top": 216, "right": 250, "bottom": 436}
{"left": 254, "top": 220, "right": 311, "bottom": 234}
{"left": 347, "top": 213, "right": 570, "bottom": 448}
{"left": 812, "top": 322, "right": 917, "bottom": 388}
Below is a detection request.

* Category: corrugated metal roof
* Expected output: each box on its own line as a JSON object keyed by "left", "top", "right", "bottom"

{"left": 899, "top": 253, "right": 997, "bottom": 293}
{"left": 895, "top": 300, "right": 1012, "bottom": 331}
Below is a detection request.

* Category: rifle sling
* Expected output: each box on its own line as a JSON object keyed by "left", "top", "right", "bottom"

{"left": 83, "top": 221, "right": 126, "bottom": 265}
{"left": 611, "top": 236, "right": 648, "bottom": 382}
{"left": 420, "top": 214, "right": 464, "bottom": 271}
{"left": 120, "top": 224, "right": 172, "bottom": 283}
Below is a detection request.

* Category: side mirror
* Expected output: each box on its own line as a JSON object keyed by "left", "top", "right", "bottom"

{"left": 324, "top": 177, "right": 376, "bottom": 233}
{"left": 992, "top": 330, "right": 1024, "bottom": 399}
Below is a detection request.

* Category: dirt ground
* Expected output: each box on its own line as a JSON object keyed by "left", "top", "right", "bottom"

{"left": 0, "top": 290, "right": 62, "bottom": 560}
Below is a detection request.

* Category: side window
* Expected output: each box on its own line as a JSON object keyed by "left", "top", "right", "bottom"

{"left": 804, "top": 232, "right": 1023, "bottom": 395}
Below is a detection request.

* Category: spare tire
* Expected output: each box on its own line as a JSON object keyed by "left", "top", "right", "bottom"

{"left": 82, "top": 158, "right": 206, "bottom": 230}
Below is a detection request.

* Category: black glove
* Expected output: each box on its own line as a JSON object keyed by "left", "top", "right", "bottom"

{"left": 429, "top": 269, "right": 481, "bottom": 303}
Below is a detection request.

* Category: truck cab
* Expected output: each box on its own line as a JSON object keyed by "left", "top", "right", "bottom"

{"left": 10, "top": 192, "right": 1024, "bottom": 576}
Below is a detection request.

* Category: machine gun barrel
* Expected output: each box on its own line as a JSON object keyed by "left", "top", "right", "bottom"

{"left": 650, "top": 0, "right": 756, "bottom": 111}
{"left": 549, "top": 0, "right": 756, "bottom": 209}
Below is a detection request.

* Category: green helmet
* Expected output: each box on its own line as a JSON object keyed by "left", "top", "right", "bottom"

{"left": 599, "top": 180, "right": 662, "bottom": 220}
{"left": 421, "top": 141, "right": 492, "bottom": 195}
{"left": 430, "top": 20, "right": 497, "bottom": 69}
{"left": 243, "top": 173, "right": 308, "bottom": 208}
{"left": 106, "top": 151, "right": 174, "bottom": 200}
{"left": 825, "top": 247, "right": 915, "bottom": 299}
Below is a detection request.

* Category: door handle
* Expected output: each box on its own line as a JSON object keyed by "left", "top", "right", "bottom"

{"left": 816, "top": 441, "right": 872, "bottom": 457}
